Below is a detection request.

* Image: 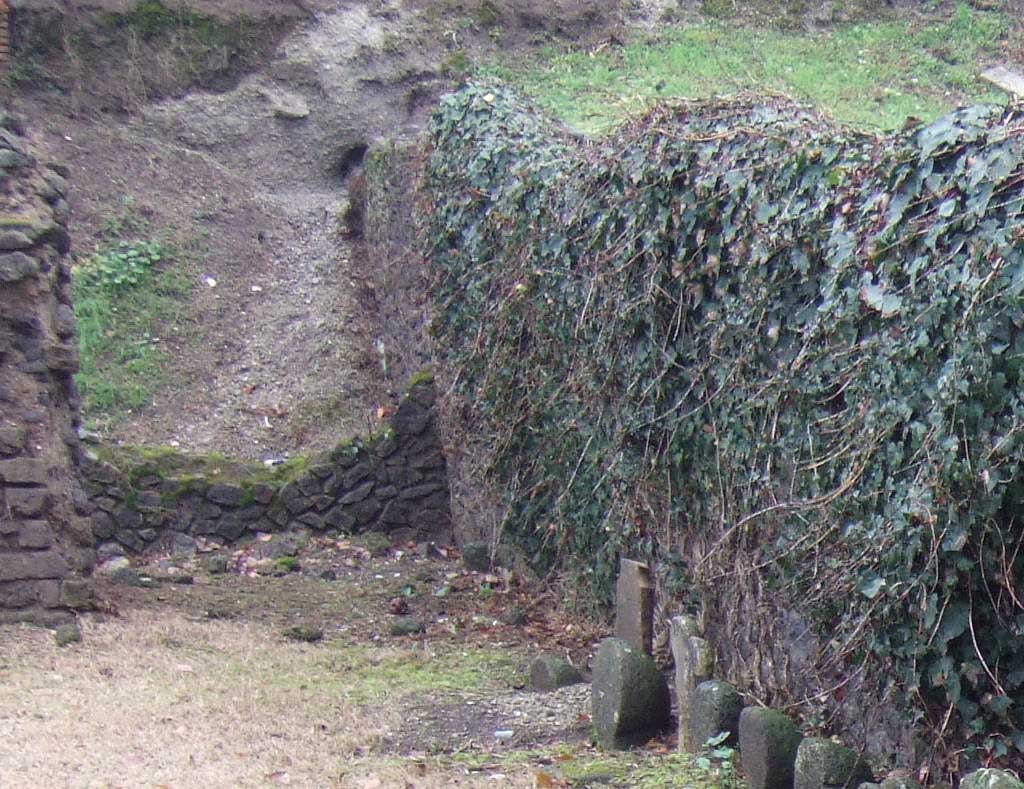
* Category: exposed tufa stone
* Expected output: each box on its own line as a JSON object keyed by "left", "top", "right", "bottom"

{"left": 794, "top": 737, "right": 873, "bottom": 789}
{"left": 739, "top": 707, "right": 804, "bottom": 789}
{"left": 0, "top": 251, "right": 39, "bottom": 282}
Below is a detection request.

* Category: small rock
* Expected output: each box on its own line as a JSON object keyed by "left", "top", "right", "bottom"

{"left": 529, "top": 653, "right": 583, "bottom": 691}
{"left": 204, "top": 555, "right": 229, "bottom": 574}
{"left": 283, "top": 625, "right": 323, "bottom": 643}
{"left": 54, "top": 623, "right": 82, "bottom": 647}
{"left": 389, "top": 616, "right": 426, "bottom": 636}
{"left": 462, "top": 541, "right": 491, "bottom": 571}
{"left": 794, "top": 737, "right": 873, "bottom": 789}
{"left": 360, "top": 532, "right": 392, "bottom": 558}
{"left": 96, "top": 556, "right": 131, "bottom": 575}
{"left": 110, "top": 568, "right": 160, "bottom": 588}
{"left": 253, "top": 535, "right": 299, "bottom": 560}
{"left": 260, "top": 86, "right": 311, "bottom": 119}
{"left": 879, "top": 773, "right": 923, "bottom": 789}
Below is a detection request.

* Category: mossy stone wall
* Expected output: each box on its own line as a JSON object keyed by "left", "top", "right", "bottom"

{"left": 0, "top": 110, "right": 96, "bottom": 625}
{"left": 81, "top": 380, "right": 452, "bottom": 553}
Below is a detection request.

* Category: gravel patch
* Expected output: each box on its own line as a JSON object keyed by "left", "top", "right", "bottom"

{"left": 382, "top": 682, "right": 593, "bottom": 754}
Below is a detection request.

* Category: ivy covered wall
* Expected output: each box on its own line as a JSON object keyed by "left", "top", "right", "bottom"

{"left": 420, "top": 83, "right": 1024, "bottom": 764}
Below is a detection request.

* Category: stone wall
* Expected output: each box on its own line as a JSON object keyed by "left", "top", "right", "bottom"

{"left": 0, "top": 111, "right": 95, "bottom": 625}
{"left": 81, "top": 378, "right": 452, "bottom": 554}
{"left": 359, "top": 139, "right": 504, "bottom": 547}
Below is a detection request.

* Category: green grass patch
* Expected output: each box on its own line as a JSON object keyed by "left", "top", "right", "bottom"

{"left": 96, "top": 444, "right": 317, "bottom": 488}
{"left": 73, "top": 237, "right": 191, "bottom": 423}
{"left": 489, "top": 3, "right": 1009, "bottom": 133}
{"left": 446, "top": 747, "right": 726, "bottom": 788}
{"left": 247, "top": 642, "right": 519, "bottom": 706}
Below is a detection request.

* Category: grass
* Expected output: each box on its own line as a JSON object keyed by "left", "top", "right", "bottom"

{"left": 72, "top": 200, "right": 191, "bottom": 425}
{"left": 73, "top": 244, "right": 190, "bottom": 422}
{"left": 488, "top": 3, "right": 1010, "bottom": 134}
{"left": 0, "top": 613, "right": 546, "bottom": 788}
{"left": 97, "top": 443, "right": 315, "bottom": 489}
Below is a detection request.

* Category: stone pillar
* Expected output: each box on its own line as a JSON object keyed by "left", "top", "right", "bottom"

{"left": 0, "top": 111, "right": 95, "bottom": 624}
{"left": 671, "top": 614, "right": 715, "bottom": 752}
{"left": 614, "top": 557, "right": 654, "bottom": 654}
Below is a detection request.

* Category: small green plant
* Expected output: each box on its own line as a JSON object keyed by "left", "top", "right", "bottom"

{"left": 442, "top": 51, "right": 470, "bottom": 78}
{"left": 77, "top": 240, "right": 165, "bottom": 291}
{"left": 73, "top": 231, "right": 190, "bottom": 422}
{"left": 696, "top": 732, "right": 740, "bottom": 788}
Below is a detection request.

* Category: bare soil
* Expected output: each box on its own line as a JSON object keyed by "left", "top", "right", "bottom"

{"left": 8, "top": 0, "right": 664, "bottom": 461}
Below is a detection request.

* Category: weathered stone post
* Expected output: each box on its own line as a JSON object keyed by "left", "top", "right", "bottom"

{"left": 614, "top": 557, "right": 654, "bottom": 654}
{"left": 670, "top": 614, "right": 715, "bottom": 752}
{"left": 591, "top": 637, "right": 671, "bottom": 749}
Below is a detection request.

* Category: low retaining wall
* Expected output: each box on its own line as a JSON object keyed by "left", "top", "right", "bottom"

{"left": 81, "top": 378, "right": 452, "bottom": 553}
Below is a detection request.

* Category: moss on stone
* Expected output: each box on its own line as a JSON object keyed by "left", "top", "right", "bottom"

{"left": 408, "top": 369, "right": 435, "bottom": 387}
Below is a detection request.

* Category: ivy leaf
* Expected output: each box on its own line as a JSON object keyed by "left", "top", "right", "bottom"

{"left": 917, "top": 116, "right": 961, "bottom": 159}
{"left": 858, "top": 574, "right": 886, "bottom": 599}
{"left": 936, "top": 601, "right": 970, "bottom": 646}
{"left": 985, "top": 694, "right": 1013, "bottom": 717}
{"left": 860, "top": 282, "right": 903, "bottom": 318}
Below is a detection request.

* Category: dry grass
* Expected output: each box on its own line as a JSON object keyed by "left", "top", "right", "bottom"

{"left": 0, "top": 612, "right": 535, "bottom": 788}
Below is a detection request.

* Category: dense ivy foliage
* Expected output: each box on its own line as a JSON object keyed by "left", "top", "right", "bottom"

{"left": 421, "top": 83, "right": 1024, "bottom": 753}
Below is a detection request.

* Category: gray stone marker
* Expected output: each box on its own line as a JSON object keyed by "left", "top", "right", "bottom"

{"left": 794, "top": 737, "right": 873, "bottom": 789}
{"left": 691, "top": 679, "right": 743, "bottom": 749}
{"left": 614, "top": 558, "right": 654, "bottom": 655}
{"left": 670, "top": 614, "right": 715, "bottom": 752}
{"left": 739, "top": 707, "right": 803, "bottom": 789}
{"left": 529, "top": 653, "right": 583, "bottom": 691}
{"left": 981, "top": 65, "right": 1024, "bottom": 98}
{"left": 960, "top": 769, "right": 1024, "bottom": 789}
{"left": 591, "top": 637, "right": 670, "bottom": 749}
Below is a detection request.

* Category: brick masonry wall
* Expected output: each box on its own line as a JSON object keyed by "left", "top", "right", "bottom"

{"left": 0, "top": 111, "right": 96, "bottom": 625}
{"left": 0, "top": 1, "right": 9, "bottom": 76}
{"left": 81, "top": 380, "right": 452, "bottom": 553}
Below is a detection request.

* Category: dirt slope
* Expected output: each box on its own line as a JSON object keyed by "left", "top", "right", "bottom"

{"left": 9, "top": 0, "right": 660, "bottom": 461}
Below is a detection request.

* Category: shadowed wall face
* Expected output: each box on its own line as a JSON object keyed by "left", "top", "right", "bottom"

{"left": 0, "top": 111, "right": 96, "bottom": 625}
